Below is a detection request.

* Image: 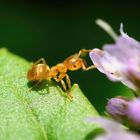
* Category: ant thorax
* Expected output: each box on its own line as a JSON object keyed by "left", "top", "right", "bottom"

{"left": 49, "top": 63, "right": 67, "bottom": 77}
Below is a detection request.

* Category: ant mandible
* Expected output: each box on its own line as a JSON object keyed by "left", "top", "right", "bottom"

{"left": 27, "top": 49, "right": 96, "bottom": 93}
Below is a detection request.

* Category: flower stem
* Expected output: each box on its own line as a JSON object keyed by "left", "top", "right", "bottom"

{"left": 132, "top": 90, "right": 140, "bottom": 97}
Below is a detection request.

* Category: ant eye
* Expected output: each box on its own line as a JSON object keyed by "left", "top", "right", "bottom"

{"left": 73, "top": 65, "right": 76, "bottom": 68}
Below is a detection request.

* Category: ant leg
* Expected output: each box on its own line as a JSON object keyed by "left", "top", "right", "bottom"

{"left": 34, "top": 58, "right": 46, "bottom": 65}
{"left": 77, "top": 49, "right": 94, "bottom": 57}
{"left": 53, "top": 76, "right": 61, "bottom": 82}
{"left": 65, "top": 74, "right": 73, "bottom": 99}
{"left": 60, "top": 79, "right": 73, "bottom": 100}
{"left": 82, "top": 65, "right": 97, "bottom": 71}
{"left": 65, "top": 74, "right": 71, "bottom": 89}
{"left": 53, "top": 75, "right": 73, "bottom": 100}
{"left": 58, "top": 73, "right": 66, "bottom": 80}
{"left": 53, "top": 76, "right": 67, "bottom": 91}
{"left": 60, "top": 79, "right": 67, "bottom": 92}
{"left": 77, "top": 49, "right": 101, "bottom": 58}
{"left": 58, "top": 73, "right": 72, "bottom": 89}
{"left": 29, "top": 80, "right": 42, "bottom": 91}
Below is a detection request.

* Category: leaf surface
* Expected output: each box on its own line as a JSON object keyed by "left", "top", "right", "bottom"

{"left": 0, "top": 48, "right": 100, "bottom": 140}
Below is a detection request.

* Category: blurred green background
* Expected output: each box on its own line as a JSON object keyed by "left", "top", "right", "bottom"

{"left": 0, "top": 1, "right": 139, "bottom": 113}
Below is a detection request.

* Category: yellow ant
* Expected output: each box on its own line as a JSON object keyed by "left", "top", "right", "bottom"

{"left": 27, "top": 49, "right": 96, "bottom": 97}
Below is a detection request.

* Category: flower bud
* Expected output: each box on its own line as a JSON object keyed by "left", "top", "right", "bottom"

{"left": 106, "top": 97, "right": 128, "bottom": 122}
{"left": 127, "top": 98, "right": 140, "bottom": 126}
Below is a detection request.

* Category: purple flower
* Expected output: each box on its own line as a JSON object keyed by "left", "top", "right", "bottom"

{"left": 106, "top": 97, "right": 128, "bottom": 122}
{"left": 86, "top": 117, "right": 140, "bottom": 140}
{"left": 90, "top": 23, "right": 140, "bottom": 94}
{"left": 105, "top": 97, "right": 140, "bottom": 128}
{"left": 127, "top": 98, "right": 140, "bottom": 125}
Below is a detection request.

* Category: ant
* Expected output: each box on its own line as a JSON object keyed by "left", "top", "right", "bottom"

{"left": 27, "top": 49, "right": 96, "bottom": 97}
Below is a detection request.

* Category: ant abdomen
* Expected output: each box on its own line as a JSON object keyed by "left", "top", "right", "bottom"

{"left": 27, "top": 64, "right": 50, "bottom": 81}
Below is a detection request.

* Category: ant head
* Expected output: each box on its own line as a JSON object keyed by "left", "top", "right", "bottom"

{"left": 63, "top": 54, "right": 86, "bottom": 71}
{"left": 27, "top": 64, "right": 50, "bottom": 81}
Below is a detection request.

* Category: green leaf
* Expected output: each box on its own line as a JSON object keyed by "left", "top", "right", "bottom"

{"left": 0, "top": 48, "right": 100, "bottom": 140}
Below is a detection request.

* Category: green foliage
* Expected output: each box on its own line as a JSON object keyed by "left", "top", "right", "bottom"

{"left": 0, "top": 48, "right": 100, "bottom": 140}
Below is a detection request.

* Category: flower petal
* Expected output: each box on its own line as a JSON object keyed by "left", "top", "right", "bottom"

{"left": 127, "top": 98, "right": 140, "bottom": 125}
{"left": 86, "top": 117, "right": 140, "bottom": 140}
{"left": 89, "top": 27, "right": 140, "bottom": 93}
